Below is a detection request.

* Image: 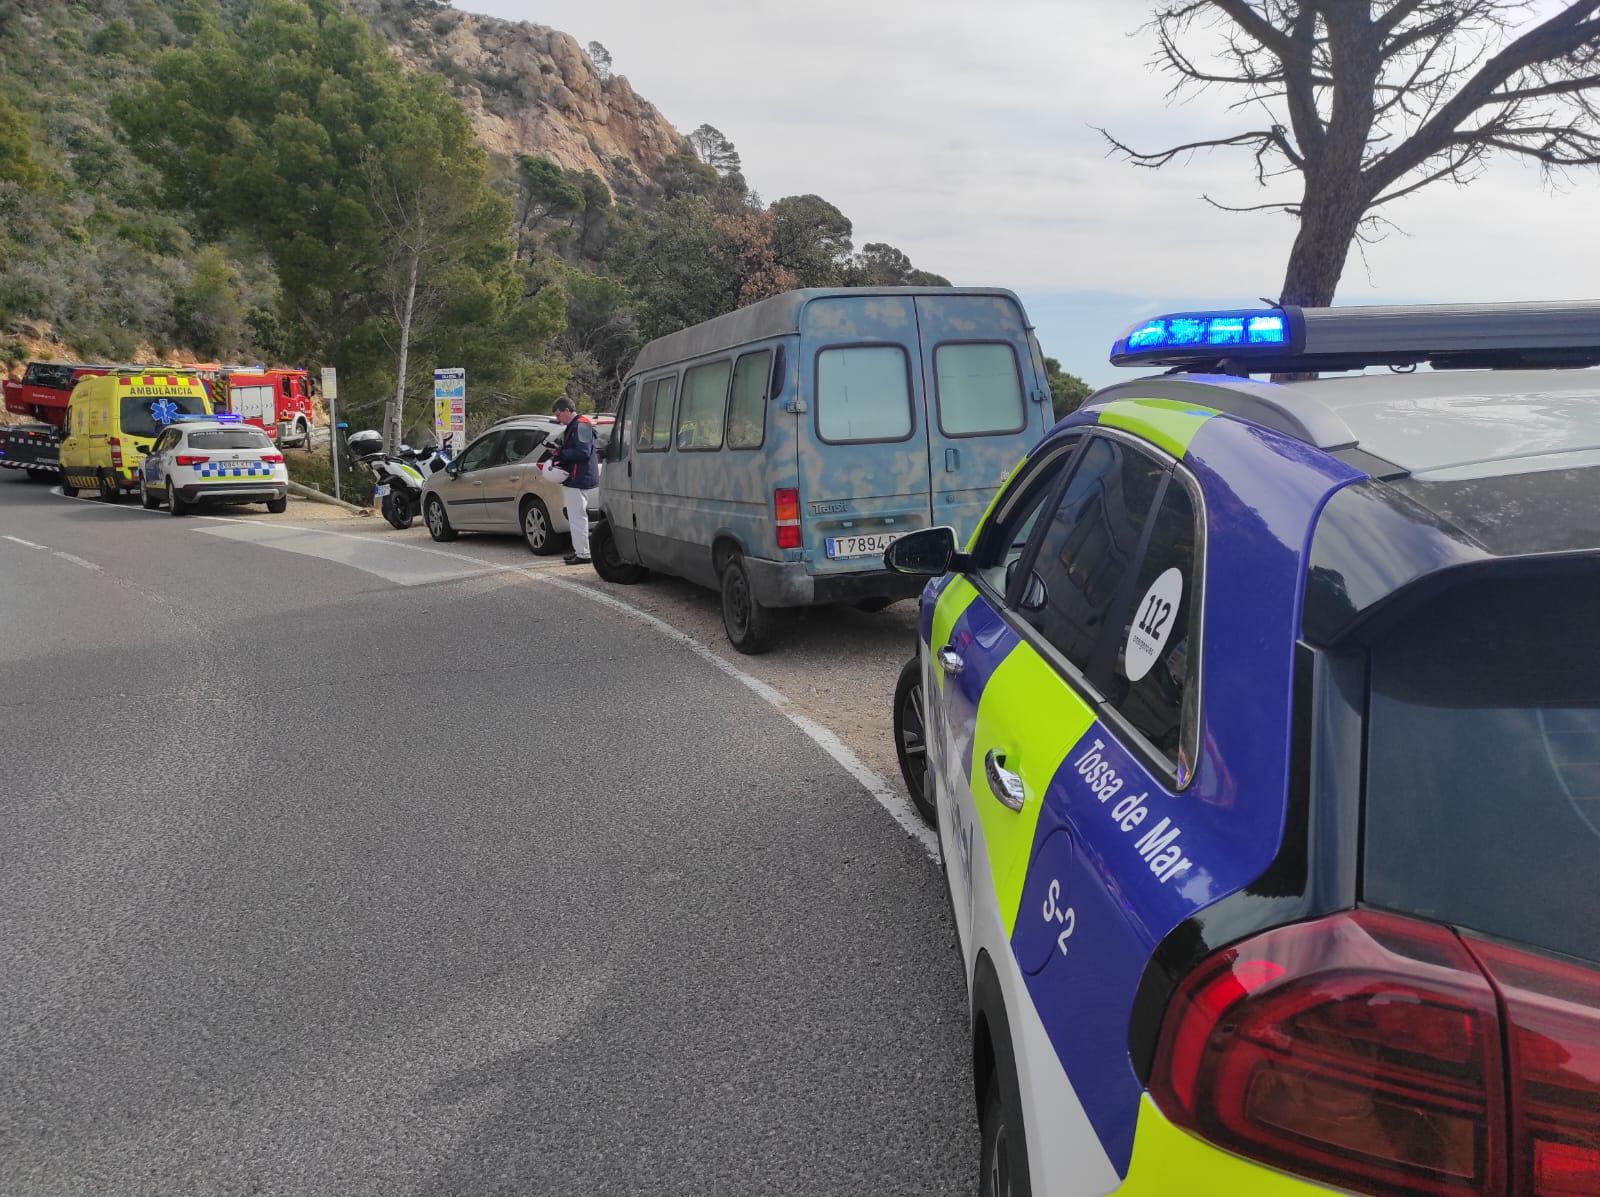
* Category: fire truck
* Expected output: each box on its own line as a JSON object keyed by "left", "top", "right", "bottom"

{"left": 1, "top": 361, "right": 113, "bottom": 479}
{"left": 203, "top": 366, "right": 315, "bottom": 447}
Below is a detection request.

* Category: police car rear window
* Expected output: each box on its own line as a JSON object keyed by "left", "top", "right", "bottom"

{"left": 188, "top": 430, "right": 271, "bottom": 450}
{"left": 1362, "top": 567, "right": 1600, "bottom": 963}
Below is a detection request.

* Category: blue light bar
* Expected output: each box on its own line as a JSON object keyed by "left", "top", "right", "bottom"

{"left": 1115, "top": 309, "right": 1294, "bottom": 366}
{"left": 171, "top": 412, "right": 242, "bottom": 423}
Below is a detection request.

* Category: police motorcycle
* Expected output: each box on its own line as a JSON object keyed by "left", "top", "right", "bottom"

{"left": 346, "top": 430, "right": 451, "bottom": 530}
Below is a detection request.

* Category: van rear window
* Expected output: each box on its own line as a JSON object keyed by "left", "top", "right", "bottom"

{"left": 120, "top": 394, "right": 206, "bottom": 439}
{"left": 817, "top": 346, "right": 912, "bottom": 443}
{"left": 935, "top": 343, "right": 1025, "bottom": 436}
{"left": 1363, "top": 566, "right": 1600, "bottom": 962}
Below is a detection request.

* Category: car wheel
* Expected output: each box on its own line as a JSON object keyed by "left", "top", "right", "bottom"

{"left": 424, "top": 495, "right": 457, "bottom": 542}
{"left": 60, "top": 473, "right": 78, "bottom": 497}
{"left": 720, "top": 553, "right": 777, "bottom": 654}
{"left": 97, "top": 470, "right": 120, "bottom": 503}
{"left": 856, "top": 596, "right": 896, "bottom": 613}
{"left": 590, "top": 520, "right": 645, "bottom": 584}
{"left": 979, "top": 1072, "right": 1030, "bottom": 1197}
{"left": 140, "top": 479, "right": 158, "bottom": 509}
{"left": 520, "top": 496, "right": 558, "bottom": 555}
{"left": 266, "top": 495, "right": 287, "bottom": 514}
{"left": 894, "top": 657, "right": 935, "bottom": 824}
{"left": 166, "top": 480, "right": 187, "bottom": 517}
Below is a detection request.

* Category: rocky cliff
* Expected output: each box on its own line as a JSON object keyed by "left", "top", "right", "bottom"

{"left": 349, "top": 0, "right": 691, "bottom": 193}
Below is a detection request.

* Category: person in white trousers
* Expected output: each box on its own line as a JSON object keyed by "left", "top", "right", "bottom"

{"left": 551, "top": 397, "right": 597, "bottom": 564}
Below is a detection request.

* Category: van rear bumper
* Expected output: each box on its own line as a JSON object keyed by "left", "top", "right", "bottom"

{"left": 744, "top": 557, "right": 926, "bottom": 608}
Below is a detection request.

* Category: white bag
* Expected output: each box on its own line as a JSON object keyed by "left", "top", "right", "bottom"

{"left": 538, "top": 459, "right": 570, "bottom": 484}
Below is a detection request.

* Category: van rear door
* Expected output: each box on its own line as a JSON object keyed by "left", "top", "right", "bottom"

{"left": 914, "top": 293, "right": 1049, "bottom": 543}
{"left": 797, "top": 295, "right": 931, "bottom": 573}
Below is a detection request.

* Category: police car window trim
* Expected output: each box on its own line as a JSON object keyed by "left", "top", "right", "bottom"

{"left": 967, "top": 434, "right": 1084, "bottom": 608}
{"left": 726, "top": 349, "right": 772, "bottom": 451}
{"left": 932, "top": 341, "right": 1028, "bottom": 439}
{"left": 812, "top": 343, "right": 916, "bottom": 446}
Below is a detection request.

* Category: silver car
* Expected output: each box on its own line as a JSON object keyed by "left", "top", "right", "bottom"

{"left": 420, "top": 415, "right": 599, "bottom": 554}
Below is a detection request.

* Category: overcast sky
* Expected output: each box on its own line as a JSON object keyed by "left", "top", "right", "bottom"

{"left": 459, "top": 0, "right": 1599, "bottom": 383}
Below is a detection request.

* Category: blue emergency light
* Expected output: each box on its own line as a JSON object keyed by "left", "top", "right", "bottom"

{"left": 1113, "top": 308, "right": 1299, "bottom": 367}
{"left": 171, "top": 412, "right": 243, "bottom": 423}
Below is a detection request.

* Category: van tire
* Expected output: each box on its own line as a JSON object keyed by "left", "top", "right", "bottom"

{"left": 97, "top": 470, "right": 120, "bottom": 503}
{"left": 856, "top": 596, "right": 896, "bottom": 613}
{"left": 60, "top": 474, "right": 79, "bottom": 497}
{"left": 591, "top": 520, "right": 645, "bottom": 584}
{"left": 27, "top": 467, "right": 53, "bottom": 483}
{"left": 425, "top": 495, "right": 457, "bottom": 542}
{"left": 720, "top": 554, "right": 776, "bottom": 654}
{"left": 520, "top": 496, "right": 558, "bottom": 555}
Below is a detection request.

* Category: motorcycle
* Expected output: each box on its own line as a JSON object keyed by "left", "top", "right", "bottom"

{"left": 347, "top": 430, "right": 452, "bottom": 530}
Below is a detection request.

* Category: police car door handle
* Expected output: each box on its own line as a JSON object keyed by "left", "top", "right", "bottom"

{"left": 984, "top": 750, "right": 1026, "bottom": 812}
{"left": 937, "top": 646, "right": 964, "bottom": 676}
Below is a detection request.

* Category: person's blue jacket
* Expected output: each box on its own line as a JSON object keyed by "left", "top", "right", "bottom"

{"left": 554, "top": 415, "right": 599, "bottom": 489}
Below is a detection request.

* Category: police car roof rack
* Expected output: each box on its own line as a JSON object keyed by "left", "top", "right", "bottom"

{"left": 1110, "top": 300, "right": 1600, "bottom": 376}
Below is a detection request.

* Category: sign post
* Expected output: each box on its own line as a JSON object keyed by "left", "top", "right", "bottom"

{"left": 434, "top": 367, "right": 466, "bottom": 456}
{"left": 320, "top": 367, "right": 340, "bottom": 501}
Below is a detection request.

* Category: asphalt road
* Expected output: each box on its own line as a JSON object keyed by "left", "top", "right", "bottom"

{"left": 0, "top": 475, "right": 975, "bottom": 1195}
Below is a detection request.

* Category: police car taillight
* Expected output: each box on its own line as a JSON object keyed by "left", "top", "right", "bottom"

{"left": 261, "top": 453, "right": 284, "bottom": 464}
{"left": 1150, "top": 910, "right": 1507, "bottom": 1195}
{"left": 175, "top": 455, "right": 209, "bottom": 466}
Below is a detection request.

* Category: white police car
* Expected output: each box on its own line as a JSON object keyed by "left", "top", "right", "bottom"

{"left": 140, "top": 416, "right": 289, "bottom": 516}
{"left": 888, "top": 301, "right": 1600, "bottom": 1196}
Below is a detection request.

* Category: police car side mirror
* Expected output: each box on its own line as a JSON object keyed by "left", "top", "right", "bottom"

{"left": 885, "top": 526, "right": 969, "bottom": 576}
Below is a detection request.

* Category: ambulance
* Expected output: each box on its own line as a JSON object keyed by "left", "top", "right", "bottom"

{"left": 58, "top": 370, "right": 211, "bottom": 501}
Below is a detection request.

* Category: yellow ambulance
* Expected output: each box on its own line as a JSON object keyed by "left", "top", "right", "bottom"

{"left": 59, "top": 370, "right": 211, "bottom": 501}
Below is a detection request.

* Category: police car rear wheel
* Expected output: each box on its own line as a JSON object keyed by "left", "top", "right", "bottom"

{"left": 979, "top": 1074, "right": 1028, "bottom": 1197}
{"left": 720, "top": 554, "right": 775, "bottom": 654}
{"left": 267, "top": 496, "right": 287, "bottom": 514}
{"left": 894, "top": 657, "right": 935, "bottom": 825}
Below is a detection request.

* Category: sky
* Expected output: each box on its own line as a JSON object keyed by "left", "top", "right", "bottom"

{"left": 458, "top": 0, "right": 1599, "bottom": 384}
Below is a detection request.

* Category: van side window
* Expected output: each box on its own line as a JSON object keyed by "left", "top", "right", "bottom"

{"left": 935, "top": 343, "right": 1026, "bottom": 437}
{"left": 613, "top": 382, "right": 635, "bottom": 462}
{"left": 816, "top": 346, "right": 912, "bottom": 443}
{"left": 636, "top": 377, "right": 675, "bottom": 452}
{"left": 635, "top": 380, "right": 657, "bottom": 449}
{"left": 677, "top": 360, "right": 731, "bottom": 451}
{"left": 728, "top": 350, "right": 771, "bottom": 450}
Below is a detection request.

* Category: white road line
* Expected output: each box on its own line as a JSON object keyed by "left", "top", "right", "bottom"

{"left": 192, "top": 512, "right": 939, "bottom": 861}
{"left": 52, "top": 550, "right": 102, "bottom": 572}
{"left": 4, "top": 534, "right": 48, "bottom": 549}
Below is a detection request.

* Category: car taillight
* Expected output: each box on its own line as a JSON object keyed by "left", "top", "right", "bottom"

{"left": 175, "top": 455, "right": 209, "bottom": 466}
{"left": 1149, "top": 910, "right": 1506, "bottom": 1196}
{"left": 1464, "top": 937, "right": 1600, "bottom": 1197}
{"left": 108, "top": 436, "right": 123, "bottom": 468}
{"left": 774, "top": 487, "right": 801, "bottom": 550}
{"left": 260, "top": 453, "right": 284, "bottom": 464}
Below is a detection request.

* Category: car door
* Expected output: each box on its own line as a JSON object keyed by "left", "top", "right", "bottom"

{"left": 478, "top": 425, "right": 546, "bottom": 531}
{"left": 437, "top": 431, "right": 505, "bottom": 530}
{"left": 144, "top": 427, "right": 180, "bottom": 489}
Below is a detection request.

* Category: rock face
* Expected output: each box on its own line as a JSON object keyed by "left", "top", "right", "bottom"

{"left": 349, "top": 0, "right": 691, "bottom": 193}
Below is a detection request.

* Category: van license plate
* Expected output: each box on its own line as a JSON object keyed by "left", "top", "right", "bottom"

{"left": 826, "top": 532, "right": 903, "bottom": 560}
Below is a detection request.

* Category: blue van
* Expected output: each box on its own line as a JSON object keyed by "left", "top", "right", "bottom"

{"left": 590, "top": 287, "right": 1055, "bottom": 652}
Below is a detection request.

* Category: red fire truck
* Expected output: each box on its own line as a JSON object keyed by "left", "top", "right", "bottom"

{"left": 1, "top": 361, "right": 113, "bottom": 479}
{"left": 202, "top": 366, "right": 315, "bottom": 446}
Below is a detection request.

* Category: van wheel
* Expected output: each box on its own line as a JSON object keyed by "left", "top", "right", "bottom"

{"left": 60, "top": 473, "right": 79, "bottom": 497}
{"left": 425, "top": 495, "right": 457, "bottom": 542}
{"left": 856, "top": 596, "right": 896, "bottom": 613}
{"left": 27, "top": 467, "right": 53, "bottom": 483}
{"left": 720, "top": 554, "right": 776, "bottom": 654}
{"left": 894, "top": 657, "right": 935, "bottom": 824}
{"left": 591, "top": 520, "right": 645, "bottom": 584}
{"left": 521, "top": 496, "right": 558, "bottom": 555}
{"left": 97, "top": 470, "right": 120, "bottom": 503}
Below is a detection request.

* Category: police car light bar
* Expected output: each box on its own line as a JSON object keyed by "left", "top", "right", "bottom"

{"left": 1110, "top": 300, "right": 1600, "bottom": 373}
{"left": 171, "top": 412, "right": 243, "bottom": 423}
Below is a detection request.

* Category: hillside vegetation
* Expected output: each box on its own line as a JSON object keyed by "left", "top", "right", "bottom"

{"left": 0, "top": 0, "right": 1089, "bottom": 436}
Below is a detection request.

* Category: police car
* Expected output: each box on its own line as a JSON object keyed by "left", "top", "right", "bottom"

{"left": 139, "top": 415, "right": 289, "bottom": 516}
{"left": 886, "top": 301, "right": 1600, "bottom": 1196}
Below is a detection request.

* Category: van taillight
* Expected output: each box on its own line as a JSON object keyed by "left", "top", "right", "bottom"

{"left": 1149, "top": 910, "right": 1506, "bottom": 1196}
{"left": 108, "top": 437, "right": 122, "bottom": 468}
{"left": 1464, "top": 937, "right": 1600, "bottom": 1197}
{"left": 774, "top": 488, "right": 801, "bottom": 549}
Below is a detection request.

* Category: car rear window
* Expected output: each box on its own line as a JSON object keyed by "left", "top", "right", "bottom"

{"left": 1362, "top": 566, "right": 1600, "bottom": 962}
{"left": 188, "top": 430, "right": 272, "bottom": 449}
{"left": 120, "top": 394, "right": 207, "bottom": 438}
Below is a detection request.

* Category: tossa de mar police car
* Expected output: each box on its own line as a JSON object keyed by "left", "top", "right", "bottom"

{"left": 139, "top": 414, "right": 289, "bottom": 516}
{"left": 887, "top": 300, "right": 1600, "bottom": 1196}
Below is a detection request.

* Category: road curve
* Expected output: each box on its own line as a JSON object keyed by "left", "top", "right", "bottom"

{"left": 0, "top": 476, "right": 975, "bottom": 1195}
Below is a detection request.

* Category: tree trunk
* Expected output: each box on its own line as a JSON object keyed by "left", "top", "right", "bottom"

{"left": 389, "top": 251, "right": 419, "bottom": 452}
{"left": 1278, "top": 169, "right": 1370, "bottom": 308}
